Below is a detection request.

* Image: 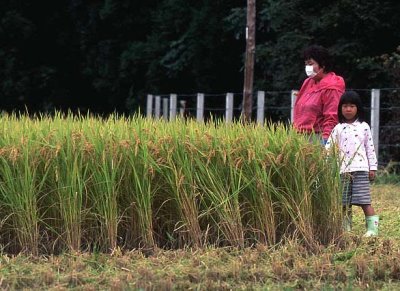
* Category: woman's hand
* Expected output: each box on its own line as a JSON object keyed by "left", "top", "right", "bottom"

{"left": 369, "top": 170, "right": 376, "bottom": 181}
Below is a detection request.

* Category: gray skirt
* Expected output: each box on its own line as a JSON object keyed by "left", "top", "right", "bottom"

{"left": 341, "top": 171, "right": 371, "bottom": 205}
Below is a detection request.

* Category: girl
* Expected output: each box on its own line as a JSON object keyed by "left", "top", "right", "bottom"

{"left": 325, "top": 90, "right": 379, "bottom": 237}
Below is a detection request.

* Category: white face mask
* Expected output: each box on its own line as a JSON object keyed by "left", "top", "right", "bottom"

{"left": 305, "top": 65, "right": 317, "bottom": 77}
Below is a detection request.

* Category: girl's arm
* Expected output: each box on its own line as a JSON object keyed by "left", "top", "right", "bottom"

{"left": 364, "top": 124, "right": 378, "bottom": 171}
{"left": 325, "top": 125, "right": 338, "bottom": 151}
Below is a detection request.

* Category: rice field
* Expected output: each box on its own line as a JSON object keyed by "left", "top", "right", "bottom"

{"left": 0, "top": 113, "right": 399, "bottom": 289}
{"left": 0, "top": 112, "right": 345, "bottom": 256}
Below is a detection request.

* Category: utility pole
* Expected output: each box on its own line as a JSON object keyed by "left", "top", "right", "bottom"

{"left": 242, "top": 0, "right": 256, "bottom": 122}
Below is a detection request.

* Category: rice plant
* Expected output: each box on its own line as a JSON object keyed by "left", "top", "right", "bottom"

{"left": 155, "top": 119, "right": 204, "bottom": 248}
{"left": 0, "top": 112, "right": 343, "bottom": 254}
{"left": 120, "top": 117, "right": 159, "bottom": 249}
{"left": 42, "top": 115, "right": 91, "bottom": 253}
{"left": 0, "top": 114, "right": 53, "bottom": 255}
{"left": 87, "top": 140, "right": 121, "bottom": 251}
{"left": 192, "top": 129, "right": 246, "bottom": 247}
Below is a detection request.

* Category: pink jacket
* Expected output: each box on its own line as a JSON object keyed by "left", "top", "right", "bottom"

{"left": 293, "top": 72, "right": 345, "bottom": 139}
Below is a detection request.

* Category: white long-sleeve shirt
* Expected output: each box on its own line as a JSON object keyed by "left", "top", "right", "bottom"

{"left": 325, "top": 120, "right": 378, "bottom": 173}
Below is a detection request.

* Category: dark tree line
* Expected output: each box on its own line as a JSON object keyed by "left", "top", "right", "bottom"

{"left": 0, "top": 0, "right": 399, "bottom": 114}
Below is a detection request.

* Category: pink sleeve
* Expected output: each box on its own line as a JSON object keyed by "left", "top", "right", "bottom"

{"left": 321, "top": 89, "right": 341, "bottom": 139}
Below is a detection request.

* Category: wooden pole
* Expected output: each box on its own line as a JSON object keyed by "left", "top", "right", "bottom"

{"left": 242, "top": 0, "right": 256, "bottom": 122}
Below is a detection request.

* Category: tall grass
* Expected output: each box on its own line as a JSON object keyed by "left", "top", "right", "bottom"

{"left": 0, "top": 112, "right": 342, "bottom": 254}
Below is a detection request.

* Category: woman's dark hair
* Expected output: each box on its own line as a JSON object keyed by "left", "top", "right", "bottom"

{"left": 303, "top": 45, "right": 333, "bottom": 72}
{"left": 338, "top": 90, "right": 365, "bottom": 123}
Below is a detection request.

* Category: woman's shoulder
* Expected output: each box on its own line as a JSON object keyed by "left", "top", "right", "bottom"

{"left": 319, "top": 72, "right": 345, "bottom": 91}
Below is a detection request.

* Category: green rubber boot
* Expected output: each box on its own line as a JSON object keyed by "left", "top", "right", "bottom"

{"left": 363, "top": 215, "right": 379, "bottom": 237}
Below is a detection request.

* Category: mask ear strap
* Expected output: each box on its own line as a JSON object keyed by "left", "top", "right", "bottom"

{"left": 315, "top": 67, "right": 324, "bottom": 76}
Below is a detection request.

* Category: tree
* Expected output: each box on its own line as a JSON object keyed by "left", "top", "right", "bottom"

{"left": 253, "top": 0, "right": 400, "bottom": 91}
{"left": 1, "top": 0, "right": 400, "bottom": 114}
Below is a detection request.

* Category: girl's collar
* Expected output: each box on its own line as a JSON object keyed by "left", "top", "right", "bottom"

{"left": 344, "top": 118, "right": 360, "bottom": 125}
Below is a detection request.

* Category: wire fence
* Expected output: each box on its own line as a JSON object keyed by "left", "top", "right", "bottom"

{"left": 146, "top": 88, "right": 400, "bottom": 168}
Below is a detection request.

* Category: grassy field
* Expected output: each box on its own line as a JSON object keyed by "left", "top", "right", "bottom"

{"left": 1, "top": 183, "right": 399, "bottom": 290}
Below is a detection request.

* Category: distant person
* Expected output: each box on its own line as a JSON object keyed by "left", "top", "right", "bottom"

{"left": 293, "top": 45, "right": 345, "bottom": 144}
{"left": 325, "top": 91, "right": 379, "bottom": 237}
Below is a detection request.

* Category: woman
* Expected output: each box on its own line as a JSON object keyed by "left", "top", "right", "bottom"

{"left": 293, "top": 45, "right": 345, "bottom": 144}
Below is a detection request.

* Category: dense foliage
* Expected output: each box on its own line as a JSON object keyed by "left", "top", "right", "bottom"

{"left": 0, "top": 0, "right": 399, "bottom": 114}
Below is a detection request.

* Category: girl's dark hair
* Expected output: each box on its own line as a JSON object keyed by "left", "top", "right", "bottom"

{"left": 338, "top": 90, "right": 365, "bottom": 123}
{"left": 303, "top": 45, "right": 333, "bottom": 72}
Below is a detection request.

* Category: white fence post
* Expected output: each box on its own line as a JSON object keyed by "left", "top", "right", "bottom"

{"left": 370, "top": 89, "right": 380, "bottom": 159}
{"left": 256, "top": 91, "right": 265, "bottom": 125}
{"left": 146, "top": 94, "right": 153, "bottom": 118}
{"left": 163, "top": 97, "right": 169, "bottom": 121}
{"left": 179, "top": 100, "right": 187, "bottom": 117}
{"left": 197, "top": 93, "right": 204, "bottom": 122}
{"left": 290, "top": 90, "right": 298, "bottom": 122}
{"left": 169, "top": 94, "right": 177, "bottom": 120}
{"left": 225, "top": 93, "right": 234, "bottom": 123}
{"left": 154, "top": 95, "right": 161, "bottom": 119}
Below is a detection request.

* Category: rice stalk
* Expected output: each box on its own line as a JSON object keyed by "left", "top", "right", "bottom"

{"left": 122, "top": 130, "right": 158, "bottom": 250}
{"left": 157, "top": 120, "right": 203, "bottom": 248}
{"left": 88, "top": 145, "right": 123, "bottom": 252}
{"left": 50, "top": 126, "right": 90, "bottom": 253}
{"left": 193, "top": 139, "right": 245, "bottom": 247}
{"left": 0, "top": 138, "right": 50, "bottom": 255}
